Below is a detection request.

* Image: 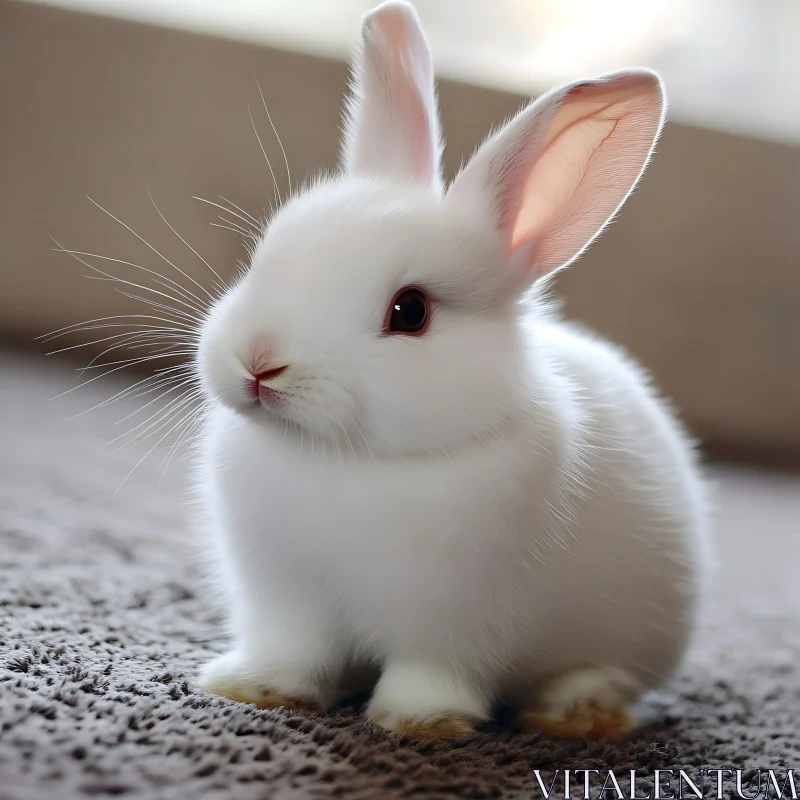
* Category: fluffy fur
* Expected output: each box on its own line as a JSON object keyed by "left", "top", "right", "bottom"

{"left": 194, "top": 1, "right": 709, "bottom": 739}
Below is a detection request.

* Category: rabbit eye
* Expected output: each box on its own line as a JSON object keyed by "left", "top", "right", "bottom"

{"left": 387, "top": 288, "right": 429, "bottom": 335}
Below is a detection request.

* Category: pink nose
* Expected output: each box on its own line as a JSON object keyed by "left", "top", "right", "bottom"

{"left": 246, "top": 364, "right": 289, "bottom": 400}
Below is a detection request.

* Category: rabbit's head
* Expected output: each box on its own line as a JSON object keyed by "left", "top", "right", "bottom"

{"left": 197, "top": 1, "right": 665, "bottom": 458}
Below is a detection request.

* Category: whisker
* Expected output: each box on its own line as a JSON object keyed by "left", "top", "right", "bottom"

{"left": 193, "top": 196, "right": 260, "bottom": 232}
{"left": 106, "top": 386, "right": 202, "bottom": 447}
{"left": 111, "top": 385, "right": 202, "bottom": 445}
{"left": 95, "top": 373, "right": 176, "bottom": 410}
{"left": 105, "top": 390, "right": 199, "bottom": 453}
{"left": 255, "top": 78, "right": 291, "bottom": 199}
{"left": 114, "top": 290, "right": 205, "bottom": 327}
{"left": 113, "top": 396, "right": 204, "bottom": 497}
{"left": 53, "top": 354, "right": 188, "bottom": 399}
{"left": 76, "top": 336, "right": 182, "bottom": 370}
{"left": 210, "top": 222, "right": 257, "bottom": 240}
{"left": 339, "top": 421, "right": 356, "bottom": 460}
{"left": 53, "top": 241, "right": 207, "bottom": 318}
{"left": 166, "top": 412, "right": 207, "bottom": 473}
{"left": 87, "top": 196, "right": 217, "bottom": 302}
{"left": 159, "top": 403, "right": 207, "bottom": 484}
{"left": 67, "top": 365, "right": 189, "bottom": 417}
{"left": 248, "top": 102, "right": 280, "bottom": 208}
{"left": 46, "top": 323, "right": 195, "bottom": 350}
{"left": 52, "top": 244, "right": 208, "bottom": 311}
{"left": 147, "top": 186, "right": 228, "bottom": 293}
{"left": 124, "top": 371, "right": 194, "bottom": 403}
{"left": 78, "top": 350, "right": 196, "bottom": 371}
{"left": 78, "top": 332, "right": 193, "bottom": 374}
{"left": 46, "top": 329, "right": 186, "bottom": 356}
{"left": 114, "top": 376, "right": 198, "bottom": 425}
{"left": 80, "top": 272, "right": 204, "bottom": 319}
{"left": 46, "top": 192, "right": 226, "bottom": 492}
{"left": 218, "top": 195, "right": 261, "bottom": 227}
{"left": 54, "top": 242, "right": 206, "bottom": 332}
{"left": 216, "top": 216, "right": 253, "bottom": 237}
{"left": 38, "top": 315, "right": 194, "bottom": 342}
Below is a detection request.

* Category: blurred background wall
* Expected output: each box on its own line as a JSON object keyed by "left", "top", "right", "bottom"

{"left": 1, "top": 0, "right": 798, "bottom": 462}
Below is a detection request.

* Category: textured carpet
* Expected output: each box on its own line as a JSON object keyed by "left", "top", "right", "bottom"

{"left": 1, "top": 348, "right": 799, "bottom": 800}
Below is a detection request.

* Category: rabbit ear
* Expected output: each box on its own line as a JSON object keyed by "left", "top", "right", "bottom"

{"left": 446, "top": 70, "right": 666, "bottom": 287}
{"left": 341, "top": 1, "right": 442, "bottom": 191}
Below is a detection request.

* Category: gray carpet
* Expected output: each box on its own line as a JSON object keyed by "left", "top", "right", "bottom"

{"left": 1, "top": 348, "right": 799, "bottom": 800}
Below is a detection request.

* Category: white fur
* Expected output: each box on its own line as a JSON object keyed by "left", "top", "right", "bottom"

{"left": 194, "top": 1, "right": 709, "bottom": 731}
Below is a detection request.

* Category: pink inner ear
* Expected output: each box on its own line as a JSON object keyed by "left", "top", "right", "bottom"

{"left": 345, "top": 1, "right": 440, "bottom": 187}
{"left": 366, "top": 7, "right": 436, "bottom": 183}
{"left": 495, "top": 73, "right": 663, "bottom": 276}
{"left": 511, "top": 106, "right": 626, "bottom": 249}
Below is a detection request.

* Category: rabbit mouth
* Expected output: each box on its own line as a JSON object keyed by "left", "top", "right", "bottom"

{"left": 243, "top": 371, "right": 288, "bottom": 411}
{"left": 256, "top": 384, "right": 283, "bottom": 409}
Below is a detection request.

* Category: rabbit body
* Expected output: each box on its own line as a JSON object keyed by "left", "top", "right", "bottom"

{"left": 195, "top": 2, "right": 709, "bottom": 738}
{"left": 197, "top": 213, "right": 707, "bottom": 732}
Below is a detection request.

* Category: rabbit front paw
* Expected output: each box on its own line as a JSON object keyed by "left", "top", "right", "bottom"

{"left": 366, "top": 660, "right": 488, "bottom": 739}
{"left": 521, "top": 665, "right": 641, "bottom": 739}
{"left": 369, "top": 709, "right": 479, "bottom": 739}
{"left": 198, "top": 650, "right": 329, "bottom": 710}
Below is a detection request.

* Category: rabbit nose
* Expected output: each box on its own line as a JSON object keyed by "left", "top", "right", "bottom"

{"left": 246, "top": 364, "right": 289, "bottom": 400}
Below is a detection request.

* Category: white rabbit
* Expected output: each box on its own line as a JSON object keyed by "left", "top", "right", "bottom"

{"left": 195, "top": 0, "right": 709, "bottom": 739}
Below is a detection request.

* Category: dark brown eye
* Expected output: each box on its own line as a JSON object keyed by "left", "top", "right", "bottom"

{"left": 387, "top": 288, "right": 429, "bottom": 335}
